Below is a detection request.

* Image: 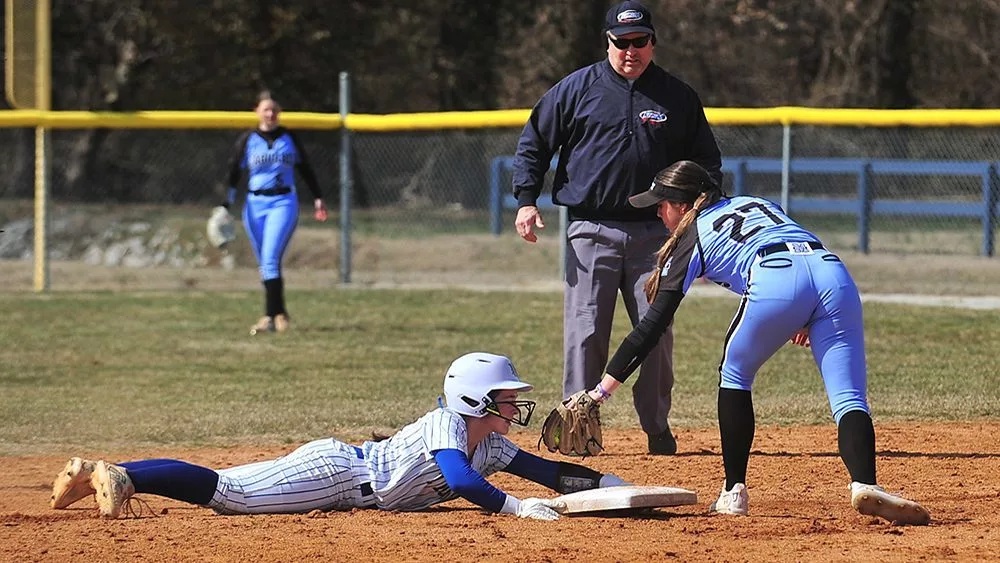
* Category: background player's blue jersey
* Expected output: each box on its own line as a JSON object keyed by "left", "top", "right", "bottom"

{"left": 241, "top": 130, "right": 302, "bottom": 192}
{"left": 225, "top": 126, "right": 321, "bottom": 198}
{"left": 663, "top": 195, "right": 822, "bottom": 295}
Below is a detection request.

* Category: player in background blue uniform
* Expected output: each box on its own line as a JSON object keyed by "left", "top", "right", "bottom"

{"left": 50, "top": 353, "right": 627, "bottom": 520}
{"left": 223, "top": 91, "right": 328, "bottom": 335}
{"left": 580, "top": 160, "right": 930, "bottom": 525}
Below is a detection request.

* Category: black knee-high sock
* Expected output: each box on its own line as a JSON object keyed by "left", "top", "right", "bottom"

{"left": 838, "top": 410, "right": 876, "bottom": 485}
{"left": 263, "top": 277, "right": 284, "bottom": 317}
{"left": 718, "top": 388, "right": 754, "bottom": 490}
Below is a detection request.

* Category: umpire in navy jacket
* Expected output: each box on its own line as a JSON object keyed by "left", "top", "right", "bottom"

{"left": 512, "top": 0, "right": 722, "bottom": 455}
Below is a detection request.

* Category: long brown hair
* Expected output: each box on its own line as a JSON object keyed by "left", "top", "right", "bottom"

{"left": 642, "top": 160, "right": 723, "bottom": 302}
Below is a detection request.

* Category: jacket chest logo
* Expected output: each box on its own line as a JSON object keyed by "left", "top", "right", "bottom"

{"left": 639, "top": 110, "right": 668, "bottom": 125}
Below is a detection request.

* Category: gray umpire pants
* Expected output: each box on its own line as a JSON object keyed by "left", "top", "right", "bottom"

{"left": 564, "top": 219, "right": 674, "bottom": 436}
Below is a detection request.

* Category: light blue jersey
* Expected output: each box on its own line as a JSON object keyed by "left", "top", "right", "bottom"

{"left": 663, "top": 196, "right": 822, "bottom": 295}
{"left": 240, "top": 131, "right": 303, "bottom": 193}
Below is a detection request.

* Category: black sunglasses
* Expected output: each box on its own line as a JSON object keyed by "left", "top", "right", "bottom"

{"left": 608, "top": 34, "right": 651, "bottom": 49}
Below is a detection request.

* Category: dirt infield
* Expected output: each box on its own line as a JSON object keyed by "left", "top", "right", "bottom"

{"left": 2, "top": 422, "right": 997, "bottom": 562}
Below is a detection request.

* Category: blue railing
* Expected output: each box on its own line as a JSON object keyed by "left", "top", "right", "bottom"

{"left": 489, "top": 156, "right": 1000, "bottom": 256}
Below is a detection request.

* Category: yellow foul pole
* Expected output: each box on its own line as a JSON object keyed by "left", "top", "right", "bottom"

{"left": 33, "top": 0, "right": 50, "bottom": 292}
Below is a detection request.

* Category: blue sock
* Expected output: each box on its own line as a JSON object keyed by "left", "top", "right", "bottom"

{"left": 118, "top": 459, "right": 219, "bottom": 505}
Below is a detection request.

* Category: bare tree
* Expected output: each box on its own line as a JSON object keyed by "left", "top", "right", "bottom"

{"left": 53, "top": 1, "right": 170, "bottom": 200}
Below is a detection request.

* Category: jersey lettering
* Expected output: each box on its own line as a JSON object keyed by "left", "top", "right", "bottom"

{"left": 712, "top": 201, "right": 785, "bottom": 243}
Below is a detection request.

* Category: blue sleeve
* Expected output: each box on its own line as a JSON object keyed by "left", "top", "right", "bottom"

{"left": 501, "top": 450, "right": 559, "bottom": 490}
{"left": 433, "top": 448, "right": 507, "bottom": 513}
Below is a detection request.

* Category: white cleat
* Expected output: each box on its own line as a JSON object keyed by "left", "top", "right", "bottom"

{"left": 51, "top": 457, "right": 97, "bottom": 509}
{"left": 274, "top": 313, "right": 290, "bottom": 333}
{"left": 850, "top": 482, "right": 930, "bottom": 525}
{"left": 249, "top": 316, "right": 275, "bottom": 335}
{"left": 710, "top": 482, "right": 749, "bottom": 516}
{"left": 92, "top": 460, "right": 135, "bottom": 519}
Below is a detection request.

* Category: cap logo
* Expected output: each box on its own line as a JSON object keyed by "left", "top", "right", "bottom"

{"left": 639, "top": 110, "right": 668, "bottom": 124}
{"left": 617, "top": 9, "right": 645, "bottom": 24}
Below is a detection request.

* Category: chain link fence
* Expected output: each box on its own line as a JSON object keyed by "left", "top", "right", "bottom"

{"left": 1, "top": 120, "right": 998, "bottom": 293}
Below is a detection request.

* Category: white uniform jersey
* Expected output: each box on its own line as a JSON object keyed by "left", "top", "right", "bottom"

{"left": 362, "top": 408, "right": 519, "bottom": 511}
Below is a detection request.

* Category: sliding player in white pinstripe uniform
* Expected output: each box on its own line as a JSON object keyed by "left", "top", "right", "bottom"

{"left": 51, "top": 353, "right": 626, "bottom": 520}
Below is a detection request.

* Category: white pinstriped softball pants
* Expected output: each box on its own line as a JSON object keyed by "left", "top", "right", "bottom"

{"left": 208, "top": 438, "right": 376, "bottom": 515}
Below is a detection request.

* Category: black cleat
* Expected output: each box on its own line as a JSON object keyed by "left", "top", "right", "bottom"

{"left": 647, "top": 427, "right": 677, "bottom": 455}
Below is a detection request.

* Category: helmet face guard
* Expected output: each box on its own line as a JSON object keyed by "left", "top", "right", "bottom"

{"left": 484, "top": 398, "right": 536, "bottom": 426}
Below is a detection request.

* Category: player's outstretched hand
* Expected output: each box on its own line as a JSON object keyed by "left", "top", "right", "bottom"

{"left": 599, "top": 473, "right": 630, "bottom": 488}
{"left": 517, "top": 498, "right": 566, "bottom": 520}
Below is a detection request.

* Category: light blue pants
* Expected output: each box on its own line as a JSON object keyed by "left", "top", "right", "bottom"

{"left": 719, "top": 250, "right": 870, "bottom": 424}
{"left": 242, "top": 193, "right": 299, "bottom": 281}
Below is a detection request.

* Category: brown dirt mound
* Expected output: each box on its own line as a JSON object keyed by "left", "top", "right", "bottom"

{"left": 3, "top": 422, "right": 997, "bottom": 562}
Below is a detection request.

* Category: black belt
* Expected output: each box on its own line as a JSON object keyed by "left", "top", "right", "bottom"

{"left": 250, "top": 186, "right": 292, "bottom": 196}
{"left": 758, "top": 241, "right": 824, "bottom": 257}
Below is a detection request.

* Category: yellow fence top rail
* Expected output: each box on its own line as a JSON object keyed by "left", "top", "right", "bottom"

{"left": 706, "top": 107, "right": 1000, "bottom": 127}
{"left": 2, "top": 107, "right": 1000, "bottom": 130}
{"left": 0, "top": 110, "right": 342, "bottom": 129}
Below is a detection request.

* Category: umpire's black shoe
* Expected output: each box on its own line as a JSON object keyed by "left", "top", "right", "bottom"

{"left": 647, "top": 427, "right": 677, "bottom": 455}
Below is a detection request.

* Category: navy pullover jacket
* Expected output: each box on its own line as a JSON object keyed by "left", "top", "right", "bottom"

{"left": 512, "top": 60, "right": 722, "bottom": 222}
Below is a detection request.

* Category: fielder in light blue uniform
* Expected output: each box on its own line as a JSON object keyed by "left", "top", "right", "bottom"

{"left": 223, "top": 91, "right": 328, "bottom": 335}
{"left": 581, "top": 160, "right": 930, "bottom": 525}
{"left": 51, "top": 353, "right": 627, "bottom": 520}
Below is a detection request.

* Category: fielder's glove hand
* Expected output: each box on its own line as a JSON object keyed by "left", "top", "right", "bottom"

{"left": 539, "top": 390, "right": 604, "bottom": 457}
{"left": 516, "top": 497, "right": 566, "bottom": 521}
{"left": 206, "top": 205, "right": 236, "bottom": 249}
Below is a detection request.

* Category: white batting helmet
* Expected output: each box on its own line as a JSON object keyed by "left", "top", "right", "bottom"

{"left": 443, "top": 352, "right": 535, "bottom": 425}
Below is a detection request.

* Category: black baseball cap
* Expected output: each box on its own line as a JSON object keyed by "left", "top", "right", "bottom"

{"left": 629, "top": 183, "right": 699, "bottom": 208}
{"left": 605, "top": 1, "right": 655, "bottom": 37}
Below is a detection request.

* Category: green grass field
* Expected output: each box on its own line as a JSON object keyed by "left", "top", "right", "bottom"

{"left": 2, "top": 289, "right": 997, "bottom": 456}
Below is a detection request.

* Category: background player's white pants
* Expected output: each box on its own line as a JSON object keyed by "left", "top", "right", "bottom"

{"left": 208, "top": 438, "right": 375, "bottom": 515}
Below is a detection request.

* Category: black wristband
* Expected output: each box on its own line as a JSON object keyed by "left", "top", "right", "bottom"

{"left": 555, "top": 462, "right": 602, "bottom": 494}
